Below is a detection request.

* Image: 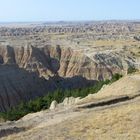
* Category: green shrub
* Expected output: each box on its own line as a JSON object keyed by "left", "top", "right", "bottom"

{"left": 127, "top": 67, "right": 137, "bottom": 74}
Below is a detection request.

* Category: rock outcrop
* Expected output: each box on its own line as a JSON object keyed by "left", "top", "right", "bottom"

{"left": 0, "top": 44, "right": 137, "bottom": 80}
{"left": 49, "top": 100, "right": 58, "bottom": 110}
{"left": 62, "top": 97, "right": 81, "bottom": 107}
{"left": 0, "top": 64, "right": 55, "bottom": 112}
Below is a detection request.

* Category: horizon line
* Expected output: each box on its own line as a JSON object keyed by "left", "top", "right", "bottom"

{"left": 0, "top": 19, "right": 140, "bottom": 24}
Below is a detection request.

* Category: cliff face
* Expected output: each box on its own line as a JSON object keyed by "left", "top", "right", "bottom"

{"left": 0, "top": 65, "right": 56, "bottom": 112}
{"left": 0, "top": 44, "right": 138, "bottom": 111}
{"left": 0, "top": 44, "right": 130, "bottom": 80}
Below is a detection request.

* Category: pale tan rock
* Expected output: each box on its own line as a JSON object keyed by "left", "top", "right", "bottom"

{"left": 63, "top": 97, "right": 81, "bottom": 107}
{"left": 49, "top": 100, "right": 58, "bottom": 110}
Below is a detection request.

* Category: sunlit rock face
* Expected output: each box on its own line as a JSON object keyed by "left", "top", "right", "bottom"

{"left": 0, "top": 43, "right": 136, "bottom": 80}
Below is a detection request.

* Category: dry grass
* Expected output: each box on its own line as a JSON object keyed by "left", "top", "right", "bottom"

{"left": 67, "top": 100, "right": 140, "bottom": 140}
{"left": 78, "top": 73, "right": 140, "bottom": 104}
{"left": 3, "top": 97, "right": 140, "bottom": 140}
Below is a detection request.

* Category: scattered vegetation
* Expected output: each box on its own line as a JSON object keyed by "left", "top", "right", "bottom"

{"left": 0, "top": 73, "right": 122, "bottom": 121}
{"left": 134, "top": 36, "right": 140, "bottom": 41}
{"left": 127, "top": 66, "right": 138, "bottom": 74}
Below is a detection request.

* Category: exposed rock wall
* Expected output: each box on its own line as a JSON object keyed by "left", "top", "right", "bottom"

{"left": 0, "top": 65, "right": 55, "bottom": 112}
{"left": 0, "top": 44, "right": 129, "bottom": 80}
{"left": 0, "top": 44, "right": 137, "bottom": 111}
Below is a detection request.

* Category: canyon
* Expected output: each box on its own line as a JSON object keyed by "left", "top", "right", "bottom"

{"left": 0, "top": 21, "right": 139, "bottom": 111}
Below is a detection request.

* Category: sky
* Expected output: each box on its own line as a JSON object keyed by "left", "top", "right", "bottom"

{"left": 0, "top": 0, "right": 139, "bottom": 22}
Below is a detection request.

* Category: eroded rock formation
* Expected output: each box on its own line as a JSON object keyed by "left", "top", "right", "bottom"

{"left": 0, "top": 21, "right": 139, "bottom": 111}
{"left": 0, "top": 42, "right": 139, "bottom": 111}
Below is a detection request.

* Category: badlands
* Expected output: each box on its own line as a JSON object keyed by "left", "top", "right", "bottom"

{"left": 0, "top": 21, "right": 140, "bottom": 139}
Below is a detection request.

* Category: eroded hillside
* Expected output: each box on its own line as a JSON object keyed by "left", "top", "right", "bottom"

{"left": 0, "top": 21, "right": 139, "bottom": 111}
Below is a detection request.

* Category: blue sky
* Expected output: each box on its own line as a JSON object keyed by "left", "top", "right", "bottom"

{"left": 0, "top": 0, "right": 139, "bottom": 22}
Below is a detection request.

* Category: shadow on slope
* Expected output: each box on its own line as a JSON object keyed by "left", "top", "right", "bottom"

{"left": 0, "top": 64, "right": 96, "bottom": 112}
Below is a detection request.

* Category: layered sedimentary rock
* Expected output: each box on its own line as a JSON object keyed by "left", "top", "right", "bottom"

{"left": 0, "top": 43, "right": 138, "bottom": 111}
{"left": 0, "top": 44, "right": 96, "bottom": 111}
{"left": 0, "top": 64, "right": 56, "bottom": 112}
{"left": 0, "top": 21, "right": 139, "bottom": 111}
{"left": 0, "top": 44, "right": 137, "bottom": 80}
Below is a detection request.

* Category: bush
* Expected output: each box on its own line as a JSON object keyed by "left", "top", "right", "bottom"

{"left": 127, "top": 67, "right": 137, "bottom": 74}
{"left": 111, "top": 73, "right": 122, "bottom": 82}
{"left": 134, "top": 36, "right": 140, "bottom": 41}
